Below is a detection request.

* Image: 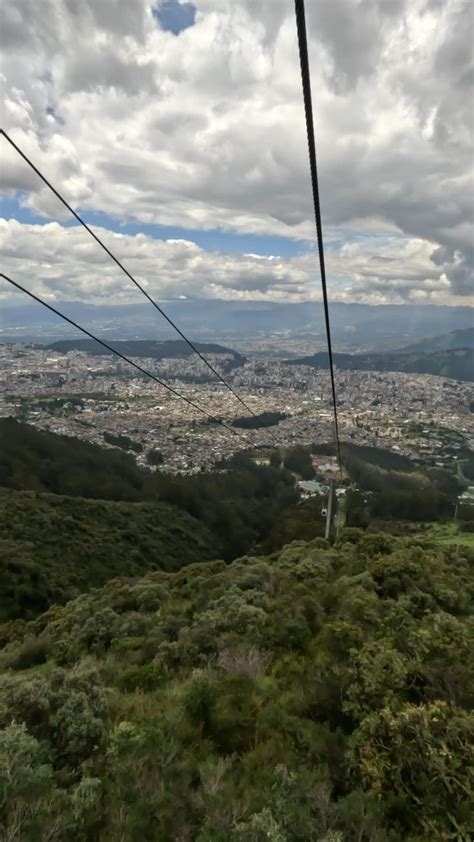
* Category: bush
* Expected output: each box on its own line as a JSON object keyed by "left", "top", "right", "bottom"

{"left": 0, "top": 674, "right": 50, "bottom": 733}
{"left": 350, "top": 701, "right": 474, "bottom": 837}
{"left": 117, "top": 663, "right": 164, "bottom": 692}
{"left": 0, "top": 530, "right": 472, "bottom": 839}
{"left": 48, "top": 666, "right": 109, "bottom": 766}
{"left": 147, "top": 448, "right": 164, "bottom": 465}
{"left": 0, "top": 723, "right": 60, "bottom": 840}
{"left": 7, "top": 636, "right": 51, "bottom": 670}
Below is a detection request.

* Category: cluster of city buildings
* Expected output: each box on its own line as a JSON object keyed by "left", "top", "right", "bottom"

{"left": 1, "top": 343, "right": 472, "bottom": 475}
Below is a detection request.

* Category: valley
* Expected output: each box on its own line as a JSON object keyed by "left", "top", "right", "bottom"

{"left": 1, "top": 338, "right": 472, "bottom": 475}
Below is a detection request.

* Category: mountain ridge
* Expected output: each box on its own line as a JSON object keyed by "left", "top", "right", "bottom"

{"left": 397, "top": 327, "right": 474, "bottom": 353}
{"left": 46, "top": 338, "right": 246, "bottom": 365}
{"left": 2, "top": 299, "right": 472, "bottom": 346}
{"left": 284, "top": 347, "right": 474, "bottom": 381}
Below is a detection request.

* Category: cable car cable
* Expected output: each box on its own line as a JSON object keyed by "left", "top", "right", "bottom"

{"left": 294, "top": 0, "right": 343, "bottom": 474}
{"left": 0, "top": 271, "right": 251, "bottom": 444}
{"left": 0, "top": 129, "right": 279, "bottom": 445}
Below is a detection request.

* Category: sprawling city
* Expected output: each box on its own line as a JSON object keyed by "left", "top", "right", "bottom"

{"left": 1, "top": 340, "right": 472, "bottom": 476}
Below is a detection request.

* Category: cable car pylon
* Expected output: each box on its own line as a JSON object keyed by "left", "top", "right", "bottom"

{"left": 324, "top": 480, "right": 334, "bottom": 541}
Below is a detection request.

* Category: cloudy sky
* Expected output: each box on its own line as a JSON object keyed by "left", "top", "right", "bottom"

{"left": 1, "top": 0, "right": 473, "bottom": 307}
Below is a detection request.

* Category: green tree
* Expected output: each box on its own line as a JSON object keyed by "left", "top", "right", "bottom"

{"left": 350, "top": 701, "right": 474, "bottom": 837}
{"left": 283, "top": 446, "right": 315, "bottom": 480}
{"left": 0, "top": 723, "right": 60, "bottom": 840}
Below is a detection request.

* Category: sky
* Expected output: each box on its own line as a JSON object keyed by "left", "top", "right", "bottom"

{"left": 0, "top": 0, "right": 473, "bottom": 307}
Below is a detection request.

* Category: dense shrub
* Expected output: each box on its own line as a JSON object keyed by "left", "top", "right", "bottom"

{"left": 7, "top": 635, "right": 52, "bottom": 670}
{"left": 0, "top": 532, "right": 472, "bottom": 839}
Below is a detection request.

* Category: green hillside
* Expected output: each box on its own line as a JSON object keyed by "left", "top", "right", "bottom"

{"left": 0, "top": 488, "right": 215, "bottom": 622}
{"left": 0, "top": 531, "right": 472, "bottom": 840}
{"left": 286, "top": 347, "right": 474, "bottom": 381}
{"left": 399, "top": 327, "right": 474, "bottom": 353}
{"left": 46, "top": 338, "right": 246, "bottom": 369}
{"left": 0, "top": 418, "right": 298, "bottom": 561}
{"left": 0, "top": 416, "right": 155, "bottom": 502}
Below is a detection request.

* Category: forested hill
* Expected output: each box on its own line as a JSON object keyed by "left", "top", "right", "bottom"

{"left": 285, "top": 347, "right": 474, "bottom": 381}
{"left": 0, "top": 530, "right": 472, "bottom": 839}
{"left": 0, "top": 489, "right": 214, "bottom": 622}
{"left": 46, "top": 338, "right": 246, "bottom": 367}
{"left": 398, "top": 327, "right": 474, "bottom": 353}
{"left": 0, "top": 417, "right": 156, "bottom": 502}
{"left": 0, "top": 418, "right": 297, "bottom": 562}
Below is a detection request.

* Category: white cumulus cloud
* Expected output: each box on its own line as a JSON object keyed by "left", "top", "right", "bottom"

{"left": 1, "top": 218, "right": 471, "bottom": 307}
{"left": 0, "top": 0, "right": 473, "bottom": 304}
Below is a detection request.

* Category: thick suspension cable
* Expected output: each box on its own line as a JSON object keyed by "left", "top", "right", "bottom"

{"left": 294, "top": 0, "right": 342, "bottom": 473}
{"left": 0, "top": 272, "right": 250, "bottom": 443}
{"left": 0, "top": 128, "right": 277, "bottom": 440}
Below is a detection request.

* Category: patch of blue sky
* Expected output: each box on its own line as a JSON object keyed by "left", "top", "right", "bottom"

{"left": 152, "top": 0, "right": 196, "bottom": 35}
{"left": 106, "top": 216, "right": 309, "bottom": 257}
{"left": 0, "top": 195, "right": 57, "bottom": 226}
{"left": 1, "top": 193, "right": 403, "bottom": 261}
{"left": 0, "top": 193, "right": 310, "bottom": 257}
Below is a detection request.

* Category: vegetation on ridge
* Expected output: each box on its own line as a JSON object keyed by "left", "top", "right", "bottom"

{"left": 0, "top": 488, "right": 215, "bottom": 622}
{"left": 285, "top": 347, "right": 474, "bottom": 382}
{"left": 0, "top": 418, "right": 298, "bottom": 563}
{"left": 0, "top": 531, "right": 472, "bottom": 840}
{"left": 232, "top": 411, "right": 288, "bottom": 429}
{"left": 46, "top": 338, "right": 246, "bottom": 371}
{"left": 398, "top": 327, "right": 474, "bottom": 353}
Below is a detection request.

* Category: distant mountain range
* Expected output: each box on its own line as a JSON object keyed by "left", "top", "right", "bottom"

{"left": 1, "top": 299, "right": 472, "bottom": 350}
{"left": 46, "top": 338, "right": 246, "bottom": 368}
{"left": 398, "top": 328, "right": 474, "bottom": 354}
{"left": 285, "top": 347, "right": 474, "bottom": 382}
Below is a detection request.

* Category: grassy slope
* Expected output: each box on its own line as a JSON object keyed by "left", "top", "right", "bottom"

{"left": 413, "top": 521, "right": 474, "bottom": 548}
{"left": 0, "top": 488, "right": 216, "bottom": 621}
{"left": 371, "top": 518, "right": 474, "bottom": 547}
